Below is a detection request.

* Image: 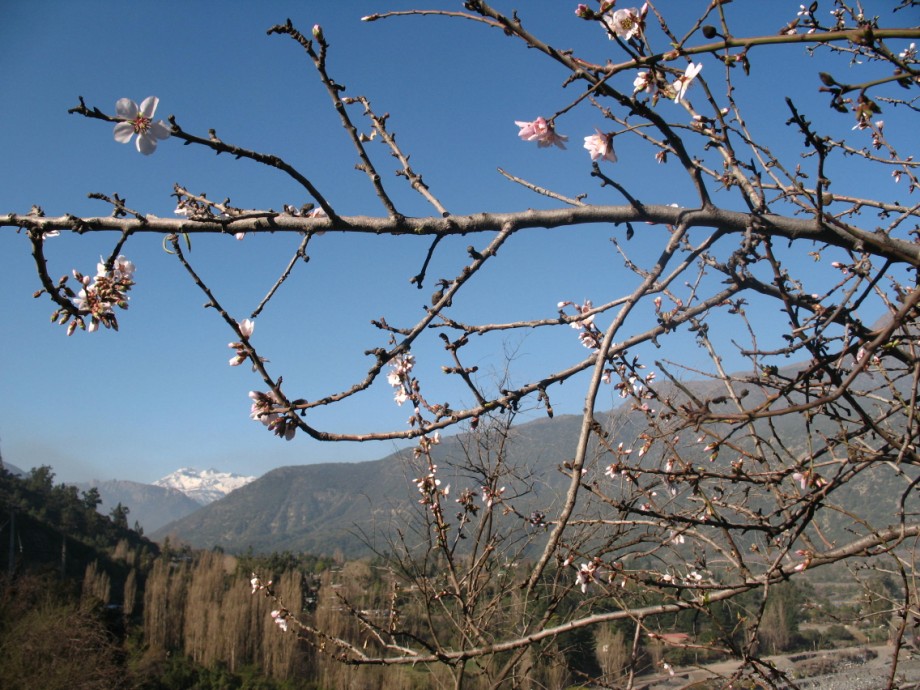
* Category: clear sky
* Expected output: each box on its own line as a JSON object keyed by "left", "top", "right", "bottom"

{"left": 2, "top": 2, "right": 914, "bottom": 485}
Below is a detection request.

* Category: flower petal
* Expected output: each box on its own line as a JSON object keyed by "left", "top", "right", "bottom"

{"left": 113, "top": 121, "right": 136, "bottom": 143}
{"left": 136, "top": 133, "right": 158, "bottom": 155}
{"left": 149, "top": 120, "right": 171, "bottom": 141}
{"left": 139, "top": 96, "right": 159, "bottom": 118}
{"left": 115, "top": 98, "right": 138, "bottom": 119}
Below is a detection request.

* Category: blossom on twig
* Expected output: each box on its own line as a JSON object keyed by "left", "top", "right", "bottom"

{"left": 633, "top": 71, "right": 656, "bottom": 95}
{"left": 575, "top": 562, "right": 597, "bottom": 593}
{"left": 515, "top": 117, "right": 568, "bottom": 149}
{"left": 68, "top": 255, "right": 136, "bottom": 334}
{"left": 229, "top": 318, "right": 255, "bottom": 366}
{"left": 672, "top": 63, "right": 703, "bottom": 103}
{"left": 113, "top": 97, "right": 171, "bottom": 155}
{"left": 387, "top": 353, "right": 416, "bottom": 406}
{"left": 603, "top": 6, "right": 646, "bottom": 40}
{"left": 271, "top": 609, "right": 289, "bottom": 632}
{"left": 583, "top": 129, "right": 617, "bottom": 163}
{"left": 249, "top": 390, "right": 296, "bottom": 440}
{"left": 481, "top": 485, "right": 505, "bottom": 508}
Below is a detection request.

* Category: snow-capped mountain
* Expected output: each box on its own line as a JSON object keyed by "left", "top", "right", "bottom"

{"left": 154, "top": 467, "right": 256, "bottom": 506}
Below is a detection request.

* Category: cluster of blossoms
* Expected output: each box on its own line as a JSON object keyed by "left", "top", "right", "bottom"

{"left": 828, "top": 7, "right": 846, "bottom": 30}
{"left": 856, "top": 344, "right": 882, "bottom": 368}
{"left": 603, "top": 442, "right": 637, "bottom": 482}
{"left": 660, "top": 568, "right": 704, "bottom": 585}
{"left": 545, "top": 4, "right": 702, "bottom": 160}
{"left": 113, "top": 97, "right": 171, "bottom": 155}
{"left": 271, "top": 609, "right": 290, "bottom": 633}
{"left": 632, "top": 63, "right": 703, "bottom": 103}
{"left": 249, "top": 389, "right": 296, "bottom": 440}
{"left": 455, "top": 487, "right": 481, "bottom": 517}
{"left": 228, "top": 319, "right": 255, "bottom": 366}
{"left": 386, "top": 353, "right": 416, "bottom": 406}
{"left": 250, "top": 574, "right": 290, "bottom": 633}
{"left": 793, "top": 548, "right": 813, "bottom": 572}
{"left": 575, "top": 561, "right": 598, "bottom": 593}
{"left": 528, "top": 510, "right": 548, "bottom": 529}
{"left": 481, "top": 484, "right": 506, "bottom": 508}
{"left": 612, "top": 367, "right": 655, "bottom": 399}
{"left": 58, "top": 255, "right": 136, "bottom": 335}
{"left": 604, "top": 460, "right": 635, "bottom": 483}
{"left": 250, "top": 573, "right": 273, "bottom": 594}
{"left": 568, "top": 557, "right": 622, "bottom": 594}
{"left": 558, "top": 299, "right": 604, "bottom": 349}
{"left": 696, "top": 436, "right": 720, "bottom": 463}
{"left": 792, "top": 469, "right": 828, "bottom": 491}
{"left": 414, "top": 463, "right": 449, "bottom": 506}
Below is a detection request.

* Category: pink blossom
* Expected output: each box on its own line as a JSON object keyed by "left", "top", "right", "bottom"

{"left": 229, "top": 319, "right": 255, "bottom": 366}
{"left": 515, "top": 117, "right": 568, "bottom": 149}
{"left": 583, "top": 129, "right": 617, "bottom": 163}
{"left": 249, "top": 390, "right": 296, "bottom": 440}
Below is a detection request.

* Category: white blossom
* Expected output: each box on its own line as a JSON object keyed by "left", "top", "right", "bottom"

{"left": 113, "top": 97, "right": 171, "bottom": 155}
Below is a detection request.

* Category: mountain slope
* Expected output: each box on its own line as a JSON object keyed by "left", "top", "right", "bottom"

{"left": 152, "top": 366, "right": 918, "bottom": 558}
{"left": 153, "top": 414, "right": 587, "bottom": 556}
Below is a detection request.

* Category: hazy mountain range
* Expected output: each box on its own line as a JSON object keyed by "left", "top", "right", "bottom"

{"left": 152, "top": 413, "right": 587, "bottom": 556}
{"left": 11, "top": 358, "right": 913, "bottom": 555}
{"left": 79, "top": 468, "right": 256, "bottom": 533}
{"left": 148, "top": 363, "right": 918, "bottom": 557}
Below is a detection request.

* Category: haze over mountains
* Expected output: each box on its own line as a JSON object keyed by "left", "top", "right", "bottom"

{"left": 80, "top": 468, "right": 256, "bottom": 533}
{"left": 150, "top": 363, "right": 918, "bottom": 558}
{"left": 152, "top": 413, "right": 588, "bottom": 556}
{"left": 10, "top": 360, "right": 914, "bottom": 555}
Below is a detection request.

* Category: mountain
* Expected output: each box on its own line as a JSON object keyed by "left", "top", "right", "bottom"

{"left": 81, "top": 479, "right": 202, "bottom": 533}
{"left": 152, "top": 364, "right": 918, "bottom": 558}
{"left": 0, "top": 460, "right": 25, "bottom": 476}
{"left": 153, "top": 467, "right": 256, "bottom": 505}
{"left": 151, "top": 413, "right": 611, "bottom": 556}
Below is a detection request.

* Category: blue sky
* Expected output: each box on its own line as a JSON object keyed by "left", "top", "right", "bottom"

{"left": 2, "top": 2, "right": 914, "bottom": 484}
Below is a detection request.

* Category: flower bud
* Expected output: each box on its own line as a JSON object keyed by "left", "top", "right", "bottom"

{"left": 312, "top": 24, "right": 324, "bottom": 41}
{"left": 701, "top": 25, "right": 717, "bottom": 39}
